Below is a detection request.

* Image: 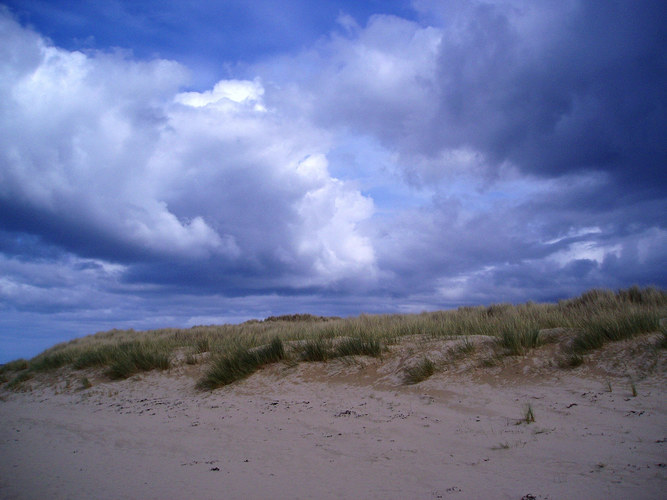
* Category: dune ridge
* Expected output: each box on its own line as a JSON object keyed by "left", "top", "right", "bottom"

{"left": 1, "top": 287, "right": 666, "bottom": 499}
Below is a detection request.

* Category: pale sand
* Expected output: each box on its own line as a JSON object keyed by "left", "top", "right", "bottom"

{"left": 1, "top": 335, "right": 665, "bottom": 499}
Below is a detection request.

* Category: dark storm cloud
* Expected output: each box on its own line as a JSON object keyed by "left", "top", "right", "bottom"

{"left": 370, "top": 165, "right": 666, "bottom": 305}
{"left": 0, "top": 199, "right": 152, "bottom": 263}
{"left": 306, "top": 1, "right": 666, "bottom": 193}
{"left": 431, "top": 1, "right": 666, "bottom": 186}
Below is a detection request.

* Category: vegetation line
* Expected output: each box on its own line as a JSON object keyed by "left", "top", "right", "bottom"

{"left": 1, "top": 286, "right": 664, "bottom": 391}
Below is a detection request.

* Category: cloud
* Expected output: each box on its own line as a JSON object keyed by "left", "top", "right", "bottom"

{"left": 253, "top": 2, "right": 667, "bottom": 299}
{"left": 294, "top": 154, "right": 376, "bottom": 284}
{"left": 284, "top": 1, "right": 666, "bottom": 194}
{"left": 0, "top": 3, "right": 665, "bottom": 362}
{"left": 286, "top": 13, "right": 441, "bottom": 147}
{"left": 0, "top": 10, "right": 377, "bottom": 296}
{"left": 175, "top": 78, "right": 266, "bottom": 110}
{"left": 426, "top": 1, "right": 666, "bottom": 186}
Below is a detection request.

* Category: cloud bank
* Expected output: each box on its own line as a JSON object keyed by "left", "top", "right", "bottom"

{"left": 0, "top": 1, "right": 665, "bottom": 361}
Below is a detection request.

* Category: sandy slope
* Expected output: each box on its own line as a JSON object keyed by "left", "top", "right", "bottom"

{"left": 1, "top": 335, "right": 666, "bottom": 500}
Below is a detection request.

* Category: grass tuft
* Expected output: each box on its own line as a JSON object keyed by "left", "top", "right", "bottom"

{"left": 197, "top": 338, "right": 285, "bottom": 390}
{"left": 73, "top": 345, "right": 116, "bottom": 369}
{"left": 334, "top": 337, "right": 382, "bottom": 358}
{"left": 404, "top": 357, "right": 436, "bottom": 385}
{"left": 6, "top": 371, "right": 34, "bottom": 391}
{"left": 197, "top": 349, "right": 259, "bottom": 389}
{"left": 254, "top": 337, "right": 286, "bottom": 365}
{"left": 572, "top": 310, "right": 659, "bottom": 353}
{"left": 449, "top": 337, "right": 476, "bottom": 359}
{"left": 497, "top": 324, "right": 540, "bottom": 356}
{"left": 29, "top": 351, "right": 77, "bottom": 372}
{"left": 106, "top": 342, "right": 171, "bottom": 379}
{"left": 195, "top": 337, "right": 211, "bottom": 354}
{"left": 492, "top": 442, "right": 511, "bottom": 450}
{"left": 524, "top": 404, "right": 536, "bottom": 424}
{"left": 0, "top": 359, "right": 29, "bottom": 373}
{"left": 658, "top": 320, "right": 667, "bottom": 349}
{"left": 299, "top": 338, "right": 333, "bottom": 362}
{"left": 558, "top": 353, "right": 584, "bottom": 368}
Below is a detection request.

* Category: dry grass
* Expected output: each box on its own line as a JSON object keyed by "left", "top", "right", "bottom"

{"left": 1, "top": 286, "right": 665, "bottom": 391}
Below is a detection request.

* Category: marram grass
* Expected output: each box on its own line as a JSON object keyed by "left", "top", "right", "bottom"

{"left": 197, "top": 337, "right": 285, "bottom": 390}
{"left": 1, "top": 286, "right": 665, "bottom": 391}
{"left": 333, "top": 336, "right": 382, "bottom": 358}
{"left": 298, "top": 338, "right": 333, "bottom": 362}
{"left": 106, "top": 342, "right": 171, "bottom": 379}
{"left": 497, "top": 321, "right": 540, "bottom": 355}
{"left": 570, "top": 310, "right": 660, "bottom": 353}
{"left": 404, "top": 357, "right": 436, "bottom": 385}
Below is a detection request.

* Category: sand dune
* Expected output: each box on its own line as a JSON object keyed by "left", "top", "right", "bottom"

{"left": 2, "top": 334, "right": 666, "bottom": 499}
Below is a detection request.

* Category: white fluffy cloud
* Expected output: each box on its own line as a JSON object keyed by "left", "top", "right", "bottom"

{"left": 295, "top": 14, "right": 442, "bottom": 144}
{"left": 294, "top": 155, "right": 376, "bottom": 283}
{"left": 0, "top": 11, "right": 376, "bottom": 283}
{"left": 175, "top": 78, "right": 266, "bottom": 111}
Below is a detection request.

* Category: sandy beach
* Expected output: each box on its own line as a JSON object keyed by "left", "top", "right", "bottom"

{"left": 2, "top": 334, "right": 665, "bottom": 500}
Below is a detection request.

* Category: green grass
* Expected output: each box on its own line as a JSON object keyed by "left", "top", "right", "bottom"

{"left": 197, "top": 337, "right": 286, "bottom": 390}
{"left": 6, "top": 371, "right": 34, "bottom": 391}
{"left": 0, "top": 359, "right": 29, "bottom": 373}
{"left": 299, "top": 338, "right": 333, "bottom": 362}
{"left": 106, "top": 342, "right": 171, "bottom": 379}
{"left": 571, "top": 310, "right": 660, "bottom": 353}
{"left": 254, "top": 337, "right": 286, "bottom": 365}
{"left": 194, "top": 337, "right": 211, "bottom": 354}
{"left": 524, "top": 404, "right": 536, "bottom": 424}
{"left": 404, "top": 357, "right": 436, "bottom": 385}
{"left": 294, "top": 333, "right": 382, "bottom": 363}
{"left": 72, "top": 345, "right": 118, "bottom": 369}
{"left": 199, "top": 334, "right": 383, "bottom": 389}
{"left": 263, "top": 313, "right": 340, "bottom": 322}
{"left": 1, "top": 286, "right": 664, "bottom": 390}
{"left": 558, "top": 353, "right": 584, "bottom": 368}
{"left": 334, "top": 336, "right": 382, "bottom": 358}
{"left": 197, "top": 349, "right": 260, "bottom": 389}
{"left": 660, "top": 331, "right": 667, "bottom": 349}
{"left": 497, "top": 322, "right": 540, "bottom": 355}
{"left": 29, "top": 350, "right": 78, "bottom": 372}
{"left": 448, "top": 337, "right": 476, "bottom": 359}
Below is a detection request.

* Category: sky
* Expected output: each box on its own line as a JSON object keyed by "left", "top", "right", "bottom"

{"left": 1, "top": 0, "right": 665, "bottom": 363}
